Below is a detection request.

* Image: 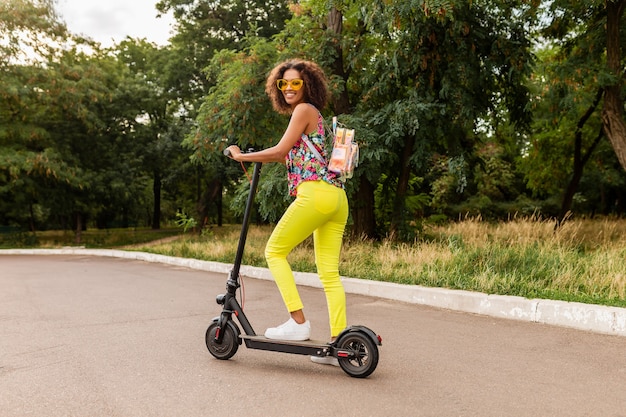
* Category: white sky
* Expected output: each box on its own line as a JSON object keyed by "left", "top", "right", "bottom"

{"left": 55, "top": 0, "right": 175, "bottom": 47}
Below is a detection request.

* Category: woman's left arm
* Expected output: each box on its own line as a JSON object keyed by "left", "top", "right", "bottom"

{"left": 226, "top": 104, "right": 316, "bottom": 163}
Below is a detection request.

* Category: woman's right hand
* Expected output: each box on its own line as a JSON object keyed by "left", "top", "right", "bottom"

{"left": 225, "top": 145, "right": 242, "bottom": 161}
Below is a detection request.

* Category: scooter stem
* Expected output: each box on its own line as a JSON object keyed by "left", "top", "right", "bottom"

{"left": 227, "top": 162, "right": 263, "bottom": 293}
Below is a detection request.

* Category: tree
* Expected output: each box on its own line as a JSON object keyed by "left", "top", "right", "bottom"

{"left": 526, "top": 0, "right": 626, "bottom": 221}
{"left": 43, "top": 49, "right": 155, "bottom": 235}
{"left": 188, "top": 40, "right": 290, "bottom": 223}
{"left": 156, "top": 0, "right": 293, "bottom": 228}
{"left": 542, "top": 0, "right": 626, "bottom": 172}
{"left": 603, "top": 0, "right": 626, "bottom": 171}
{"left": 186, "top": 1, "right": 541, "bottom": 239}
{"left": 287, "top": 1, "right": 536, "bottom": 237}
{"left": 115, "top": 39, "right": 188, "bottom": 229}
{"left": 0, "top": 0, "right": 79, "bottom": 230}
{"left": 1, "top": 1, "right": 165, "bottom": 234}
{"left": 0, "top": 0, "right": 66, "bottom": 64}
{"left": 362, "top": 1, "right": 537, "bottom": 236}
{"left": 156, "top": 0, "right": 291, "bottom": 102}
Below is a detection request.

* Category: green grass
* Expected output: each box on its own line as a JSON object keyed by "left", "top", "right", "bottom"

{"left": 0, "top": 227, "right": 182, "bottom": 249}
{"left": 3, "top": 218, "right": 626, "bottom": 308}
{"left": 134, "top": 218, "right": 626, "bottom": 308}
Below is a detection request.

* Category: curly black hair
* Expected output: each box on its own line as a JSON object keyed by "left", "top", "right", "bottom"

{"left": 265, "top": 59, "right": 329, "bottom": 115}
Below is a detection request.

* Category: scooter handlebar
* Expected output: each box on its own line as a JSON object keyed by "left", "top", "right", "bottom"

{"left": 223, "top": 148, "right": 232, "bottom": 157}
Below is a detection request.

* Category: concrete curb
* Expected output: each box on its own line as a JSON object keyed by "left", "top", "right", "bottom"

{"left": 2, "top": 248, "right": 625, "bottom": 337}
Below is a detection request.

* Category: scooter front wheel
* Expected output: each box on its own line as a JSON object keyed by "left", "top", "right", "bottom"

{"left": 205, "top": 322, "right": 239, "bottom": 360}
{"left": 336, "top": 331, "right": 379, "bottom": 378}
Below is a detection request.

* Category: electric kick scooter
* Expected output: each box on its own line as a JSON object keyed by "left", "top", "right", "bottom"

{"left": 205, "top": 151, "right": 382, "bottom": 378}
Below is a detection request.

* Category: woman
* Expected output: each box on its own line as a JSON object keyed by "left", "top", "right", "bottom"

{"left": 225, "top": 59, "right": 348, "bottom": 366}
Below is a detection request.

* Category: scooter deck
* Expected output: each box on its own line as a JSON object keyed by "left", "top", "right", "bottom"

{"left": 240, "top": 335, "right": 332, "bottom": 356}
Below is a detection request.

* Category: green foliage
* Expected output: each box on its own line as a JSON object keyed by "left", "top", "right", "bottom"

{"left": 264, "top": 0, "right": 540, "bottom": 236}
{"left": 1, "top": 4, "right": 171, "bottom": 230}
{"left": 0, "top": 0, "right": 67, "bottom": 64}
{"left": 254, "top": 164, "right": 291, "bottom": 223}
{"left": 175, "top": 210, "right": 197, "bottom": 233}
{"left": 375, "top": 172, "right": 430, "bottom": 238}
{"left": 0, "top": 227, "right": 181, "bottom": 248}
{"left": 429, "top": 154, "right": 468, "bottom": 209}
{"left": 156, "top": 0, "right": 291, "bottom": 110}
{"left": 474, "top": 143, "right": 518, "bottom": 201}
{"left": 184, "top": 37, "right": 293, "bottom": 223}
{"left": 0, "top": 227, "right": 38, "bottom": 247}
{"left": 226, "top": 163, "right": 290, "bottom": 224}
{"left": 3, "top": 0, "right": 626, "bottom": 242}
{"left": 523, "top": 8, "right": 626, "bottom": 213}
{"left": 189, "top": 40, "right": 285, "bottom": 161}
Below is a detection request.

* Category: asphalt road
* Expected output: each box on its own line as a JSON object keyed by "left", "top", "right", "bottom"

{"left": 1, "top": 255, "right": 625, "bottom": 417}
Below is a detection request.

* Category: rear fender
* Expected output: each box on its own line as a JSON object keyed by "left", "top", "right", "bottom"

{"left": 334, "top": 325, "right": 382, "bottom": 346}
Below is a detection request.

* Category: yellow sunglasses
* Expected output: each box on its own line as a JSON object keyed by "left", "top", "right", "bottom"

{"left": 276, "top": 78, "right": 304, "bottom": 91}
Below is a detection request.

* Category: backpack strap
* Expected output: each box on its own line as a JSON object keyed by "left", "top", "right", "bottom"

{"left": 301, "top": 103, "right": 327, "bottom": 164}
{"left": 301, "top": 136, "right": 326, "bottom": 164}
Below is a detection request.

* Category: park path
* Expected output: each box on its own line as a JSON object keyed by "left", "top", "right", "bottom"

{"left": 1, "top": 255, "right": 625, "bottom": 416}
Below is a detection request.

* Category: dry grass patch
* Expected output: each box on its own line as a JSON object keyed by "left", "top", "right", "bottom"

{"left": 134, "top": 217, "right": 626, "bottom": 307}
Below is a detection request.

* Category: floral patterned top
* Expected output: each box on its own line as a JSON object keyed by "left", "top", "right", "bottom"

{"left": 285, "top": 110, "right": 344, "bottom": 197}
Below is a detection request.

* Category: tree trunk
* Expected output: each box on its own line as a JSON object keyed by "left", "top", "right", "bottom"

{"left": 216, "top": 181, "right": 223, "bottom": 227}
{"left": 152, "top": 170, "right": 161, "bottom": 230}
{"left": 197, "top": 179, "right": 222, "bottom": 229}
{"left": 558, "top": 88, "right": 604, "bottom": 224}
{"left": 351, "top": 176, "right": 377, "bottom": 238}
{"left": 390, "top": 135, "right": 415, "bottom": 237}
{"left": 326, "top": 6, "right": 377, "bottom": 238}
{"left": 327, "top": 7, "right": 351, "bottom": 114}
{"left": 75, "top": 212, "right": 82, "bottom": 244}
{"left": 602, "top": 0, "right": 626, "bottom": 171}
{"left": 29, "top": 203, "right": 35, "bottom": 232}
{"left": 558, "top": 128, "right": 603, "bottom": 224}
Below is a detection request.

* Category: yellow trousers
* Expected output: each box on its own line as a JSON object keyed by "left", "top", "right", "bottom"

{"left": 265, "top": 180, "right": 349, "bottom": 337}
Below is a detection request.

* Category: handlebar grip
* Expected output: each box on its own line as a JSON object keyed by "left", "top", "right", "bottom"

{"left": 223, "top": 148, "right": 231, "bottom": 157}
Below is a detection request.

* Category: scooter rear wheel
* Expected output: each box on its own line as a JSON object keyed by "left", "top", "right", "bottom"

{"left": 205, "top": 322, "right": 239, "bottom": 360}
{"left": 336, "top": 331, "right": 379, "bottom": 378}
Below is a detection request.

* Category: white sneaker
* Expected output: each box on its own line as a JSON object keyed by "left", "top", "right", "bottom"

{"left": 264, "top": 318, "right": 311, "bottom": 341}
{"left": 311, "top": 356, "right": 339, "bottom": 366}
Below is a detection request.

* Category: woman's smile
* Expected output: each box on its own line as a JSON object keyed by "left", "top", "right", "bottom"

{"left": 282, "top": 68, "right": 304, "bottom": 106}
